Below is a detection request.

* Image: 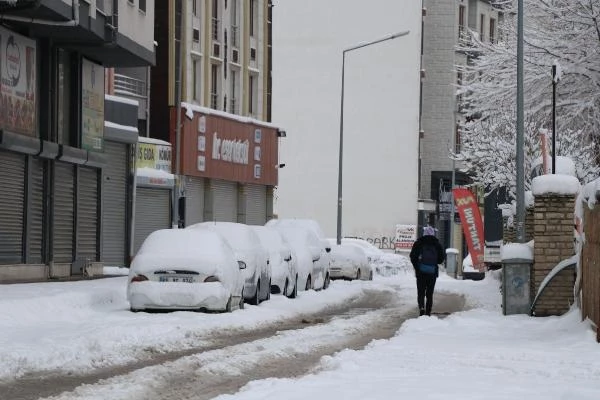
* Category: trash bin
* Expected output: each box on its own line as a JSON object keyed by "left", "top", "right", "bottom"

{"left": 445, "top": 248, "right": 459, "bottom": 278}
{"left": 502, "top": 258, "right": 532, "bottom": 315}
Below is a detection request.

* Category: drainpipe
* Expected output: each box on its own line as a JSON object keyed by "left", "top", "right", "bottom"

{"left": 0, "top": 0, "right": 79, "bottom": 26}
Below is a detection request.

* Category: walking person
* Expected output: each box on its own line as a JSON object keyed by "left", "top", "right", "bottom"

{"left": 410, "top": 225, "right": 445, "bottom": 316}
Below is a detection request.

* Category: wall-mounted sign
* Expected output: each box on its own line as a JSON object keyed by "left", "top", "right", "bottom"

{"left": 254, "top": 146, "right": 261, "bottom": 161}
{"left": 254, "top": 164, "right": 261, "bottom": 179}
{"left": 211, "top": 132, "right": 249, "bottom": 165}
{"left": 254, "top": 129, "right": 262, "bottom": 143}
{"left": 198, "top": 116, "right": 206, "bottom": 133}
{"left": 198, "top": 135, "right": 206, "bottom": 152}
{"left": 197, "top": 155, "right": 205, "bottom": 171}
{"left": 137, "top": 141, "right": 172, "bottom": 172}
{"left": 0, "top": 26, "right": 37, "bottom": 137}
{"left": 81, "top": 58, "right": 105, "bottom": 152}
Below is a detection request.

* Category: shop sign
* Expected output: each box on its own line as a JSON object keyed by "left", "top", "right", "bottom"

{"left": 453, "top": 188, "right": 485, "bottom": 271}
{"left": 211, "top": 132, "right": 249, "bottom": 165}
{"left": 81, "top": 58, "right": 105, "bottom": 152}
{"left": 0, "top": 26, "right": 36, "bottom": 137}
{"left": 394, "top": 224, "right": 417, "bottom": 250}
{"left": 137, "top": 142, "right": 172, "bottom": 172}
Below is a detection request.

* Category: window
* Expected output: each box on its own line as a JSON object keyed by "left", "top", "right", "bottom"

{"left": 455, "top": 123, "right": 462, "bottom": 153}
{"left": 193, "top": 28, "right": 200, "bottom": 42}
{"left": 193, "top": 0, "right": 198, "bottom": 16}
{"left": 212, "top": 0, "right": 220, "bottom": 41}
{"left": 211, "top": 64, "right": 219, "bottom": 109}
{"left": 231, "top": 0, "right": 239, "bottom": 47}
{"left": 489, "top": 18, "right": 496, "bottom": 43}
{"left": 248, "top": 74, "right": 257, "bottom": 116}
{"left": 230, "top": 69, "right": 237, "bottom": 113}
{"left": 250, "top": 0, "right": 257, "bottom": 37}
{"left": 456, "top": 71, "right": 464, "bottom": 110}
{"left": 139, "top": 0, "right": 146, "bottom": 12}
{"left": 458, "top": 5, "right": 466, "bottom": 39}
{"left": 57, "top": 49, "right": 71, "bottom": 145}
{"left": 480, "top": 14, "right": 485, "bottom": 41}
{"left": 193, "top": 60, "right": 200, "bottom": 102}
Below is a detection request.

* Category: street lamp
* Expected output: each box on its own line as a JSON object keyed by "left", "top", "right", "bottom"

{"left": 336, "top": 30, "right": 410, "bottom": 245}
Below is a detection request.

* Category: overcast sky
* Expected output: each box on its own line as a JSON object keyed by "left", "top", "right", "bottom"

{"left": 271, "top": 1, "right": 422, "bottom": 240}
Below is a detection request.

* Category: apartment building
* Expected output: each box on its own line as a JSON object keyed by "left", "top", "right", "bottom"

{"left": 150, "top": 0, "right": 280, "bottom": 232}
{"left": 419, "top": 0, "right": 501, "bottom": 251}
{"left": 0, "top": 0, "right": 155, "bottom": 282}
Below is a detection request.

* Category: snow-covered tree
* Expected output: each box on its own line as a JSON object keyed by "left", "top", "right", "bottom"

{"left": 456, "top": 0, "right": 600, "bottom": 200}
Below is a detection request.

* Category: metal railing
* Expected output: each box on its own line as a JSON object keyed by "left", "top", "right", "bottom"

{"left": 114, "top": 74, "right": 147, "bottom": 98}
{"left": 229, "top": 98, "right": 238, "bottom": 114}
{"left": 210, "top": 93, "right": 219, "bottom": 109}
{"left": 211, "top": 18, "right": 220, "bottom": 41}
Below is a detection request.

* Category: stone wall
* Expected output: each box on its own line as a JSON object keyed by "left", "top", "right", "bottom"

{"left": 532, "top": 194, "right": 576, "bottom": 316}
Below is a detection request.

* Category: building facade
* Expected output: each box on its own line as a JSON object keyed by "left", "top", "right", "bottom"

{"left": 0, "top": 0, "right": 155, "bottom": 281}
{"left": 419, "top": 0, "right": 501, "bottom": 252}
{"left": 150, "top": 0, "right": 279, "bottom": 232}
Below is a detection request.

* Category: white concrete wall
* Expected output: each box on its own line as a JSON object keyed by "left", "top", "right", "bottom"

{"left": 272, "top": 0, "right": 421, "bottom": 241}
{"left": 118, "top": 0, "right": 155, "bottom": 54}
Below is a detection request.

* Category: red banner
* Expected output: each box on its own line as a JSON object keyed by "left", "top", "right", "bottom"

{"left": 453, "top": 188, "right": 485, "bottom": 271}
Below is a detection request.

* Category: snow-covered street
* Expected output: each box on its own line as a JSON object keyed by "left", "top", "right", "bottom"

{"left": 1, "top": 267, "right": 599, "bottom": 400}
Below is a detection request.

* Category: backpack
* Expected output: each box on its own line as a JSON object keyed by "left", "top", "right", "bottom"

{"left": 418, "top": 242, "right": 439, "bottom": 274}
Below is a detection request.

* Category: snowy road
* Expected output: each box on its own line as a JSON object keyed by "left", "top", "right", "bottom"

{"left": 1, "top": 282, "right": 464, "bottom": 400}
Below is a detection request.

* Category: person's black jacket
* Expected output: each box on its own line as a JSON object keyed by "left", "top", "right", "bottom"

{"left": 409, "top": 235, "right": 445, "bottom": 277}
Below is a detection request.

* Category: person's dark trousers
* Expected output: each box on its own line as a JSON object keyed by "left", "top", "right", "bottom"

{"left": 416, "top": 273, "right": 437, "bottom": 316}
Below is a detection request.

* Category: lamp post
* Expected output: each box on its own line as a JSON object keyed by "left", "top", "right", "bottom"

{"left": 551, "top": 63, "right": 560, "bottom": 174}
{"left": 516, "top": 0, "right": 525, "bottom": 243}
{"left": 336, "top": 30, "right": 410, "bottom": 245}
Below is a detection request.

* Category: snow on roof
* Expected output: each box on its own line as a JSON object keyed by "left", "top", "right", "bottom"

{"left": 105, "top": 121, "right": 138, "bottom": 133}
{"left": 532, "top": 155, "right": 577, "bottom": 177}
{"left": 532, "top": 174, "right": 580, "bottom": 196}
{"left": 138, "top": 136, "right": 172, "bottom": 146}
{"left": 136, "top": 167, "right": 174, "bottom": 179}
{"left": 501, "top": 242, "right": 534, "bottom": 261}
{"left": 105, "top": 94, "right": 139, "bottom": 107}
{"left": 182, "top": 102, "right": 281, "bottom": 130}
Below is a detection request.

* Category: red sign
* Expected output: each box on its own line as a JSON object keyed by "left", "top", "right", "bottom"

{"left": 453, "top": 188, "right": 485, "bottom": 271}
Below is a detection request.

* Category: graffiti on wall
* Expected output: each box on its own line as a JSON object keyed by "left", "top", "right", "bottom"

{"left": 348, "top": 236, "right": 397, "bottom": 250}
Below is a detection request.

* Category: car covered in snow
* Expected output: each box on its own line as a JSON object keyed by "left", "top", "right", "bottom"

{"left": 266, "top": 218, "right": 331, "bottom": 290}
{"left": 127, "top": 228, "right": 245, "bottom": 312}
{"left": 188, "top": 222, "right": 271, "bottom": 305}
{"left": 327, "top": 242, "right": 373, "bottom": 281}
{"left": 251, "top": 225, "right": 298, "bottom": 298}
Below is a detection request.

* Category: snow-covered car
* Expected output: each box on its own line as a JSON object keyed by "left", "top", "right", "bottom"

{"left": 251, "top": 225, "right": 298, "bottom": 298}
{"left": 328, "top": 242, "right": 373, "bottom": 280}
{"left": 266, "top": 218, "right": 331, "bottom": 290}
{"left": 127, "top": 228, "right": 245, "bottom": 312}
{"left": 188, "top": 222, "right": 271, "bottom": 305}
{"left": 338, "top": 238, "right": 411, "bottom": 276}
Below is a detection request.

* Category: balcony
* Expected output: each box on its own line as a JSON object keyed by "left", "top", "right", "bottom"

{"left": 114, "top": 74, "right": 147, "bottom": 99}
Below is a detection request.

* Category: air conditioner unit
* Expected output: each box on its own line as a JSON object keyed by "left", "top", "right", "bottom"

{"left": 232, "top": 48, "right": 239, "bottom": 63}
{"left": 213, "top": 43, "right": 221, "bottom": 58}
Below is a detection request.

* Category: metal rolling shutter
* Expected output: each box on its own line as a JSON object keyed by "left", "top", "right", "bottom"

{"left": 134, "top": 187, "right": 171, "bottom": 254}
{"left": 78, "top": 167, "right": 99, "bottom": 262}
{"left": 185, "top": 176, "right": 205, "bottom": 226}
{"left": 0, "top": 151, "right": 25, "bottom": 264}
{"left": 28, "top": 158, "right": 44, "bottom": 264}
{"left": 53, "top": 162, "right": 74, "bottom": 263}
{"left": 102, "top": 141, "right": 128, "bottom": 266}
{"left": 212, "top": 179, "right": 237, "bottom": 222}
{"left": 245, "top": 184, "right": 267, "bottom": 225}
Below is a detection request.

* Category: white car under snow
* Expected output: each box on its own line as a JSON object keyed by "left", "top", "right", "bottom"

{"left": 127, "top": 228, "right": 245, "bottom": 312}
{"left": 328, "top": 242, "right": 373, "bottom": 281}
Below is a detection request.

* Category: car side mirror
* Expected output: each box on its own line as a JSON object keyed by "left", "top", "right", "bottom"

{"left": 238, "top": 261, "right": 247, "bottom": 270}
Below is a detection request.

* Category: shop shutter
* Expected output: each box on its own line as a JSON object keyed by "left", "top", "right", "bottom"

{"left": 28, "top": 158, "right": 44, "bottom": 264}
{"left": 77, "top": 166, "right": 99, "bottom": 262}
{"left": 101, "top": 141, "right": 129, "bottom": 266}
{"left": 185, "top": 176, "right": 205, "bottom": 227}
{"left": 245, "top": 184, "right": 267, "bottom": 225}
{"left": 133, "top": 187, "right": 171, "bottom": 255}
{"left": 212, "top": 179, "right": 237, "bottom": 222}
{"left": 0, "top": 151, "right": 25, "bottom": 264}
{"left": 53, "top": 162, "right": 75, "bottom": 263}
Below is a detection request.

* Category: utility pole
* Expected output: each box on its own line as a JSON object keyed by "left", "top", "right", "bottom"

{"left": 516, "top": 0, "right": 525, "bottom": 243}
{"left": 172, "top": 0, "right": 184, "bottom": 228}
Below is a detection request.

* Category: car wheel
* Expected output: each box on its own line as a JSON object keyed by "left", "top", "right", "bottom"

{"left": 288, "top": 275, "right": 298, "bottom": 299}
{"left": 323, "top": 273, "right": 330, "bottom": 290}
{"left": 305, "top": 275, "right": 312, "bottom": 291}
{"left": 130, "top": 307, "right": 140, "bottom": 313}
{"left": 238, "top": 291, "right": 245, "bottom": 310}
{"left": 250, "top": 280, "right": 260, "bottom": 305}
{"left": 225, "top": 295, "right": 233, "bottom": 313}
{"left": 356, "top": 269, "right": 361, "bottom": 280}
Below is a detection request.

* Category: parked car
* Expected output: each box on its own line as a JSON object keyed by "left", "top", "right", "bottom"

{"left": 251, "top": 225, "right": 298, "bottom": 298}
{"left": 188, "top": 222, "right": 271, "bottom": 305}
{"left": 327, "top": 241, "right": 373, "bottom": 280}
{"left": 266, "top": 220, "right": 330, "bottom": 291}
{"left": 338, "top": 237, "right": 409, "bottom": 275}
{"left": 127, "top": 228, "right": 245, "bottom": 313}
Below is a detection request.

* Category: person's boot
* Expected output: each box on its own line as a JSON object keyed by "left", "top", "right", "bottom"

{"left": 419, "top": 308, "right": 425, "bottom": 316}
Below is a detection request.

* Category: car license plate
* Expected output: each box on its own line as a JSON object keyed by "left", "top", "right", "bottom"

{"left": 159, "top": 276, "right": 196, "bottom": 283}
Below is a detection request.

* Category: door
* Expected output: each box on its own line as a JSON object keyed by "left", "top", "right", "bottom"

{"left": 77, "top": 166, "right": 99, "bottom": 263}
{"left": 185, "top": 176, "right": 205, "bottom": 227}
{"left": 211, "top": 179, "right": 238, "bottom": 222}
{"left": 245, "top": 183, "right": 266, "bottom": 225}
{"left": 133, "top": 187, "right": 171, "bottom": 254}
{"left": 53, "top": 161, "right": 75, "bottom": 263}
{"left": 0, "top": 151, "right": 25, "bottom": 264}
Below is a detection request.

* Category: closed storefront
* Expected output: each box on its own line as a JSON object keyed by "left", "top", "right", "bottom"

{"left": 53, "top": 161, "right": 75, "bottom": 264}
{"left": 0, "top": 151, "right": 26, "bottom": 264}
{"left": 133, "top": 187, "right": 172, "bottom": 254}
{"left": 77, "top": 166, "right": 99, "bottom": 264}
{"left": 28, "top": 157, "right": 45, "bottom": 264}
{"left": 244, "top": 183, "right": 267, "bottom": 225}
{"left": 212, "top": 179, "right": 238, "bottom": 222}
{"left": 184, "top": 176, "right": 205, "bottom": 226}
{"left": 101, "top": 140, "right": 131, "bottom": 267}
